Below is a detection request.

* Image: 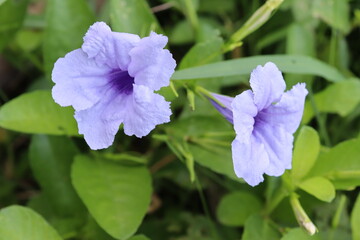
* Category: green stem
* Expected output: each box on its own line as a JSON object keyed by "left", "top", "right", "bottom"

{"left": 289, "top": 193, "right": 318, "bottom": 235}
{"left": 195, "top": 86, "right": 225, "bottom": 107}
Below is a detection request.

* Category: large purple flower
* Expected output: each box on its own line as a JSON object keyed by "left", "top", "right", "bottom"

{"left": 52, "top": 22, "right": 176, "bottom": 150}
{"left": 211, "top": 62, "right": 308, "bottom": 186}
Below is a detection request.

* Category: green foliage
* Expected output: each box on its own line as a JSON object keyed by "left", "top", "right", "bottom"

{"left": 242, "top": 214, "right": 281, "bottom": 240}
{"left": 71, "top": 155, "right": 152, "bottom": 239}
{"left": 0, "top": 206, "right": 62, "bottom": 240}
{"left": 352, "top": 195, "right": 360, "bottom": 240}
{"left": 216, "top": 191, "right": 262, "bottom": 226}
{"left": 0, "top": 90, "right": 78, "bottom": 136}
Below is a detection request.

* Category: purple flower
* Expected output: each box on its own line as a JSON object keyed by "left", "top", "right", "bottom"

{"left": 211, "top": 62, "right": 308, "bottom": 186}
{"left": 52, "top": 22, "right": 176, "bottom": 150}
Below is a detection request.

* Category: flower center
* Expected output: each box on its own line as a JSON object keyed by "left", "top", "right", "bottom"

{"left": 108, "top": 69, "right": 134, "bottom": 95}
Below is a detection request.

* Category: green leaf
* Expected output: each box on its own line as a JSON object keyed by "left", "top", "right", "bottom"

{"left": 72, "top": 155, "right": 152, "bottom": 239}
{"left": 29, "top": 135, "right": 85, "bottom": 217}
{"left": 216, "top": 191, "right": 262, "bottom": 226}
{"left": 281, "top": 228, "right": 321, "bottom": 240}
{"left": 110, "top": 0, "right": 160, "bottom": 36}
{"left": 307, "top": 137, "right": 360, "bottom": 190}
{"left": 0, "top": 90, "right": 78, "bottom": 136}
{"left": 0, "top": 206, "right": 62, "bottom": 240}
{"left": 312, "top": 0, "right": 350, "bottom": 33}
{"left": 0, "top": 0, "right": 28, "bottom": 51}
{"left": 172, "top": 55, "right": 345, "bottom": 82}
{"left": 179, "top": 36, "right": 223, "bottom": 69}
{"left": 165, "top": 116, "right": 239, "bottom": 181}
{"left": 298, "top": 177, "right": 335, "bottom": 202}
{"left": 351, "top": 194, "right": 360, "bottom": 240}
{"left": 242, "top": 214, "right": 281, "bottom": 240}
{"left": 128, "top": 235, "right": 150, "bottom": 240}
{"left": 291, "top": 126, "right": 320, "bottom": 181}
{"left": 302, "top": 80, "right": 360, "bottom": 123}
{"left": 43, "top": 0, "right": 94, "bottom": 77}
{"left": 286, "top": 23, "right": 315, "bottom": 56}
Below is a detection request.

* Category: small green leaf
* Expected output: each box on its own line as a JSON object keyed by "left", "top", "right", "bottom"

{"left": 291, "top": 126, "right": 320, "bottom": 180}
{"left": 43, "top": 0, "right": 94, "bottom": 78}
{"left": 351, "top": 194, "right": 360, "bottom": 240}
{"left": 29, "top": 135, "right": 85, "bottom": 217}
{"left": 0, "top": 206, "right": 62, "bottom": 240}
{"left": 0, "top": 90, "right": 78, "bottom": 136}
{"left": 172, "top": 55, "right": 345, "bottom": 83}
{"left": 281, "top": 228, "right": 321, "bottom": 240}
{"left": 72, "top": 155, "right": 152, "bottom": 239}
{"left": 298, "top": 177, "right": 335, "bottom": 202}
{"left": 242, "top": 214, "right": 281, "bottom": 240}
{"left": 302, "top": 80, "right": 360, "bottom": 123}
{"left": 110, "top": 0, "right": 160, "bottom": 36}
{"left": 216, "top": 191, "right": 262, "bottom": 226}
{"left": 307, "top": 138, "right": 360, "bottom": 190}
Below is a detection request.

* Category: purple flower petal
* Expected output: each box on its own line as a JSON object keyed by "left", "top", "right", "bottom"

{"left": 74, "top": 90, "right": 129, "bottom": 150}
{"left": 231, "top": 90, "right": 258, "bottom": 143}
{"left": 250, "top": 62, "right": 286, "bottom": 111}
{"left": 232, "top": 136, "right": 269, "bottom": 186}
{"left": 128, "top": 32, "right": 176, "bottom": 91}
{"left": 253, "top": 123, "right": 294, "bottom": 176}
{"left": 210, "top": 93, "right": 234, "bottom": 124}
{"left": 123, "top": 84, "right": 172, "bottom": 137}
{"left": 82, "top": 22, "right": 140, "bottom": 70}
{"left": 257, "top": 83, "right": 308, "bottom": 134}
{"left": 52, "top": 49, "right": 111, "bottom": 111}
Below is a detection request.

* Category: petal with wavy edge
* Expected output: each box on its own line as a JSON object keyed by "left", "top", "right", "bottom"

{"left": 231, "top": 90, "right": 258, "bottom": 143}
{"left": 82, "top": 22, "right": 140, "bottom": 70}
{"left": 123, "top": 84, "right": 171, "bottom": 137}
{"left": 52, "top": 49, "right": 112, "bottom": 111}
{"left": 232, "top": 136, "right": 269, "bottom": 186}
{"left": 128, "top": 32, "right": 176, "bottom": 91}
{"left": 74, "top": 89, "right": 129, "bottom": 150}
{"left": 253, "top": 122, "right": 294, "bottom": 176}
{"left": 257, "top": 83, "right": 308, "bottom": 134}
{"left": 250, "top": 62, "right": 286, "bottom": 111}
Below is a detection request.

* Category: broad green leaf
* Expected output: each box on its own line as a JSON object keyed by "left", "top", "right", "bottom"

{"left": 29, "top": 135, "right": 85, "bottom": 217}
{"left": 179, "top": 36, "right": 223, "bottom": 69}
{"left": 128, "top": 235, "right": 150, "bottom": 240}
{"left": 281, "top": 228, "right": 321, "bottom": 240}
{"left": 216, "top": 191, "right": 262, "bottom": 226}
{"left": 0, "top": 206, "right": 62, "bottom": 240}
{"left": 302, "top": 80, "right": 360, "bottom": 123}
{"left": 351, "top": 194, "right": 360, "bottom": 240}
{"left": 0, "top": 90, "right": 78, "bottom": 136}
{"left": 72, "top": 155, "right": 152, "bottom": 239}
{"left": 0, "top": 0, "right": 6, "bottom": 6}
{"left": 292, "top": 126, "right": 320, "bottom": 180}
{"left": 307, "top": 137, "right": 360, "bottom": 190}
{"left": 298, "top": 177, "right": 335, "bottom": 202}
{"left": 43, "top": 0, "right": 94, "bottom": 77}
{"left": 110, "top": 0, "right": 160, "bottom": 36}
{"left": 286, "top": 23, "right": 315, "bottom": 57}
{"left": 242, "top": 214, "right": 281, "bottom": 240}
{"left": 312, "top": 0, "right": 350, "bottom": 33}
{"left": 172, "top": 55, "right": 345, "bottom": 83}
{"left": 0, "top": 0, "right": 28, "bottom": 51}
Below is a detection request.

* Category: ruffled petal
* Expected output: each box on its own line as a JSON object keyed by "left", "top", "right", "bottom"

{"left": 232, "top": 136, "right": 269, "bottom": 186}
{"left": 74, "top": 90, "right": 129, "bottom": 150}
{"left": 257, "top": 83, "right": 308, "bottom": 134}
{"left": 82, "top": 22, "right": 140, "bottom": 70}
{"left": 52, "top": 49, "right": 111, "bottom": 111}
{"left": 123, "top": 84, "right": 172, "bottom": 137}
{"left": 128, "top": 32, "right": 176, "bottom": 91}
{"left": 210, "top": 93, "right": 234, "bottom": 124}
{"left": 250, "top": 62, "right": 286, "bottom": 111}
{"left": 253, "top": 122, "right": 294, "bottom": 176}
{"left": 231, "top": 90, "right": 258, "bottom": 143}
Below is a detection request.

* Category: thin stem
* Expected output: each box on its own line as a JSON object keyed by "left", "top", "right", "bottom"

{"left": 195, "top": 86, "right": 225, "bottom": 107}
